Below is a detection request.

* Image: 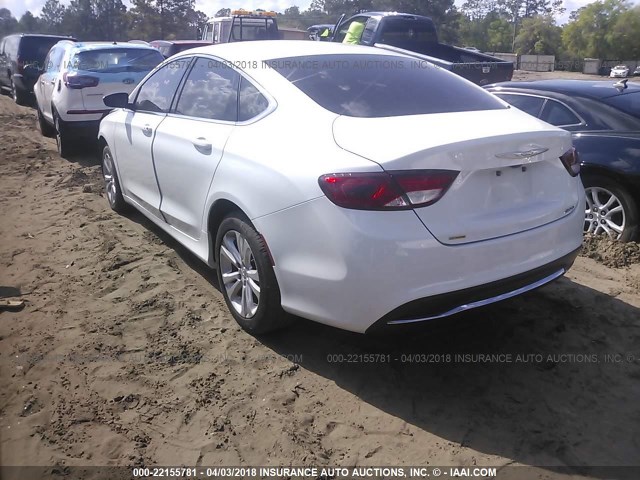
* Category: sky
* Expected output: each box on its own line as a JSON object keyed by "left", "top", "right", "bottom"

{"left": 0, "top": 0, "right": 636, "bottom": 27}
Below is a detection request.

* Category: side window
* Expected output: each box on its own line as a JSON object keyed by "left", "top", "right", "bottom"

{"left": 46, "top": 47, "right": 65, "bottom": 72}
{"left": 175, "top": 57, "right": 239, "bottom": 121}
{"left": 134, "top": 58, "right": 190, "bottom": 113}
{"left": 541, "top": 99, "right": 581, "bottom": 126}
{"left": 334, "top": 17, "right": 367, "bottom": 44}
{"left": 238, "top": 77, "right": 269, "bottom": 122}
{"left": 497, "top": 93, "right": 545, "bottom": 117}
{"left": 361, "top": 18, "right": 379, "bottom": 45}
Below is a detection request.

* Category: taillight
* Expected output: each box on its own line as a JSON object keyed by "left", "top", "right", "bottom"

{"left": 318, "top": 170, "right": 458, "bottom": 211}
{"left": 560, "top": 147, "right": 580, "bottom": 177}
{"left": 16, "top": 55, "right": 24, "bottom": 74}
{"left": 63, "top": 72, "right": 99, "bottom": 89}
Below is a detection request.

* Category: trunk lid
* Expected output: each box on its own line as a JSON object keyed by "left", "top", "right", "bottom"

{"left": 332, "top": 109, "right": 580, "bottom": 245}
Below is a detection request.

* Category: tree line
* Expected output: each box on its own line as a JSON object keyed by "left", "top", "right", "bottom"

{"left": 1, "top": 0, "right": 638, "bottom": 60}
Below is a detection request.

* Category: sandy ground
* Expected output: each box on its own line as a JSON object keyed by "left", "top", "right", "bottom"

{"left": 1, "top": 71, "right": 639, "bottom": 479}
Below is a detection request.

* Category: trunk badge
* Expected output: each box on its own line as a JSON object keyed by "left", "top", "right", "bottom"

{"left": 123, "top": 78, "right": 135, "bottom": 85}
{"left": 482, "top": 66, "right": 490, "bottom": 74}
{"left": 495, "top": 147, "right": 549, "bottom": 160}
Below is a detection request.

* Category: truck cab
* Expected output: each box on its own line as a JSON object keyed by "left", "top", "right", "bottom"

{"left": 202, "top": 10, "right": 279, "bottom": 44}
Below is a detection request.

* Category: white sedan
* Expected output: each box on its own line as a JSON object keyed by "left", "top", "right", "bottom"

{"left": 610, "top": 65, "right": 629, "bottom": 78}
{"left": 98, "top": 41, "right": 584, "bottom": 334}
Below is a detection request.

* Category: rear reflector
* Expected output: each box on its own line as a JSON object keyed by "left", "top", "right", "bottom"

{"left": 319, "top": 170, "right": 458, "bottom": 211}
{"left": 560, "top": 147, "right": 580, "bottom": 177}
{"left": 63, "top": 72, "right": 99, "bottom": 89}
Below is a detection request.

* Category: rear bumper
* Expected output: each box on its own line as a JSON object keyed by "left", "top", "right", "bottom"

{"left": 59, "top": 118, "right": 102, "bottom": 139}
{"left": 254, "top": 192, "right": 585, "bottom": 334}
{"left": 365, "top": 246, "right": 580, "bottom": 333}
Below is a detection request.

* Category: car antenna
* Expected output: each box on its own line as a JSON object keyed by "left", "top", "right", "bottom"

{"left": 613, "top": 78, "right": 628, "bottom": 91}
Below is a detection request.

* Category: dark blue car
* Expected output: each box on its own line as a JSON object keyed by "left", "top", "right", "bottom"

{"left": 486, "top": 79, "right": 640, "bottom": 242}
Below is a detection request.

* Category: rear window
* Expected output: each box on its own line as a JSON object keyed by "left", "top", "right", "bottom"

{"left": 70, "top": 48, "right": 163, "bottom": 73}
{"left": 268, "top": 54, "right": 505, "bottom": 118}
{"left": 19, "top": 37, "right": 68, "bottom": 64}
{"left": 601, "top": 91, "right": 640, "bottom": 120}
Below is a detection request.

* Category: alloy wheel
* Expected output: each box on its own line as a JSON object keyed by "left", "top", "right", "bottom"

{"left": 219, "top": 230, "right": 260, "bottom": 318}
{"left": 102, "top": 148, "right": 117, "bottom": 207}
{"left": 584, "top": 186, "right": 625, "bottom": 239}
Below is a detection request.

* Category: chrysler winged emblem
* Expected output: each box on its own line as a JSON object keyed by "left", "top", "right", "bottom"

{"left": 495, "top": 147, "right": 549, "bottom": 160}
{"left": 123, "top": 78, "right": 135, "bottom": 85}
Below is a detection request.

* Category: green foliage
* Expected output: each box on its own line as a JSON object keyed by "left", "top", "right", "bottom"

{"left": 0, "top": 8, "right": 18, "bottom": 37}
{"left": 514, "top": 15, "right": 562, "bottom": 55}
{"left": 562, "top": 0, "right": 636, "bottom": 59}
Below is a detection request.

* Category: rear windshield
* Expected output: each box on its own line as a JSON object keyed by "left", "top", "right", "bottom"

{"left": 70, "top": 48, "right": 163, "bottom": 73}
{"left": 601, "top": 91, "right": 640, "bottom": 119}
{"left": 19, "top": 37, "right": 68, "bottom": 63}
{"left": 268, "top": 54, "right": 506, "bottom": 118}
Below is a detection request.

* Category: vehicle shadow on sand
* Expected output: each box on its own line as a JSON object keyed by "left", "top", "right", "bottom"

{"left": 119, "top": 189, "right": 640, "bottom": 477}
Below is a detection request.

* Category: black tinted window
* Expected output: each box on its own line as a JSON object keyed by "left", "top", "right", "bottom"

{"left": 175, "top": 57, "right": 239, "bottom": 121}
{"left": 135, "top": 59, "right": 190, "bottom": 113}
{"left": 541, "top": 100, "right": 581, "bottom": 126}
{"left": 239, "top": 77, "right": 268, "bottom": 121}
{"left": 268, "top": 54, "right": 505, "bottom": 118}
{"left": 496, "top": 93, "right": 545, "bottom": 117}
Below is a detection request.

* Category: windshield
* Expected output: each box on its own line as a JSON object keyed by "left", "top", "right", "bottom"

{"left": 230, "top": 18, "right": 278, "bottom": 41}
{"left": 268, "top": 54, "right": 506, "bottom": 118}
{"left": 70, "top": 48, "right": 163, "bottom": 73}
{"left": 601, "top": 91, "right": 640, "bottom": 120}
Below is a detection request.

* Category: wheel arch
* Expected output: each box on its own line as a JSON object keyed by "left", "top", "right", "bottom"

{"left": 206, "top": 199, "right": 245, "bottom": 265}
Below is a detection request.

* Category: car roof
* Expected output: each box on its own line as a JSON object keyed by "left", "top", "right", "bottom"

{"left": 487, "top": 79, "right": 640, "bottom": 100}
{"left": 175, "top": 39, "right": 411, "bottom": 62}
{"left": 8, "top": 33, "right": 74, "bottom": 39}
{"left": 151, "top": 40, "right": 212, "bottom": 45}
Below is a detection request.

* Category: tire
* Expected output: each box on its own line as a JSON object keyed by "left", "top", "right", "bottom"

{"left": 583, "top": 176, "right": 639, "bottom": 242}
{"left": 54, "top": 111, "right": 73, "bottom": 157}
{"left": 101, "top": 144, "right": 128, "bottom": 214}
{"left": 215, "top": 214, "right": 290, "bottom": 334}
{"left": 37, "top": 107, "right": 55, "bottom": 137}
{"left": 10, "top": 79, "right": 28, "bottom": 106}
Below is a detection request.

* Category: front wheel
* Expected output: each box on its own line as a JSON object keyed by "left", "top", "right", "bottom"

{"left": 583, "top": 177, "right": 638, "bottom": 242}
{"left": 215, "top": 214, "right": 290, "bottom": 334}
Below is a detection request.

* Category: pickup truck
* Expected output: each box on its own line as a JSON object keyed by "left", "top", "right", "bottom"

{"left": 331, "top": 12, "right": 514, "bottom": 85}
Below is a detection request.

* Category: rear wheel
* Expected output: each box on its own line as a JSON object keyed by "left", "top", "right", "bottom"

{"left": 10, "top": 79, "right": 28, "bottom": 106}
{"left": 37, "top": 107, "right": 55, "bottom": 137}
{"left": 583, "top": 177, "right": 638, "bottom": 242}
{"left": 215, "top": 214, "right": 290, "bottom": 334}
{"left": 54, "top": 111, "right": 73, "bottom": 158}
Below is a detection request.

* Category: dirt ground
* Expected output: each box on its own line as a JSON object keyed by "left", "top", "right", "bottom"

{"left": 1, "top": 71, "right": 639, "bottom": 479}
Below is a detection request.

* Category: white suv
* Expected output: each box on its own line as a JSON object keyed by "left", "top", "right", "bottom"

{"left": 34, "top": 41, "right": 163, "bottom": 156}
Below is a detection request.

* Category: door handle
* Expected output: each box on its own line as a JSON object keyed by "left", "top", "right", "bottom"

{"left": 142, "top": 125, "right": 153, "bottom": 136}
{"left": 192, "top": 137, "right": 212, "bottom": 154}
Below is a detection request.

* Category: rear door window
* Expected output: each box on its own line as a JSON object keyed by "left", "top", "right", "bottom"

{"left": 238, "top": 76, "right": 269, "bottom": 121}
{"left": 540, "top": 99, "right": 581, "bottom": 126}
{"left": 174, "top": 57, "right": 239, "bottom": 121}
{"left": 19, "top": 37, "right": 66, "bottom": 66}
{"left": 495, "top": 93, "right": 545, "bottom": 117}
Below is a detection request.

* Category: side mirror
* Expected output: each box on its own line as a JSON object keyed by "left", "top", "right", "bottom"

{"left": 103, "top": 92, "right": 131, "bottom": 109}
